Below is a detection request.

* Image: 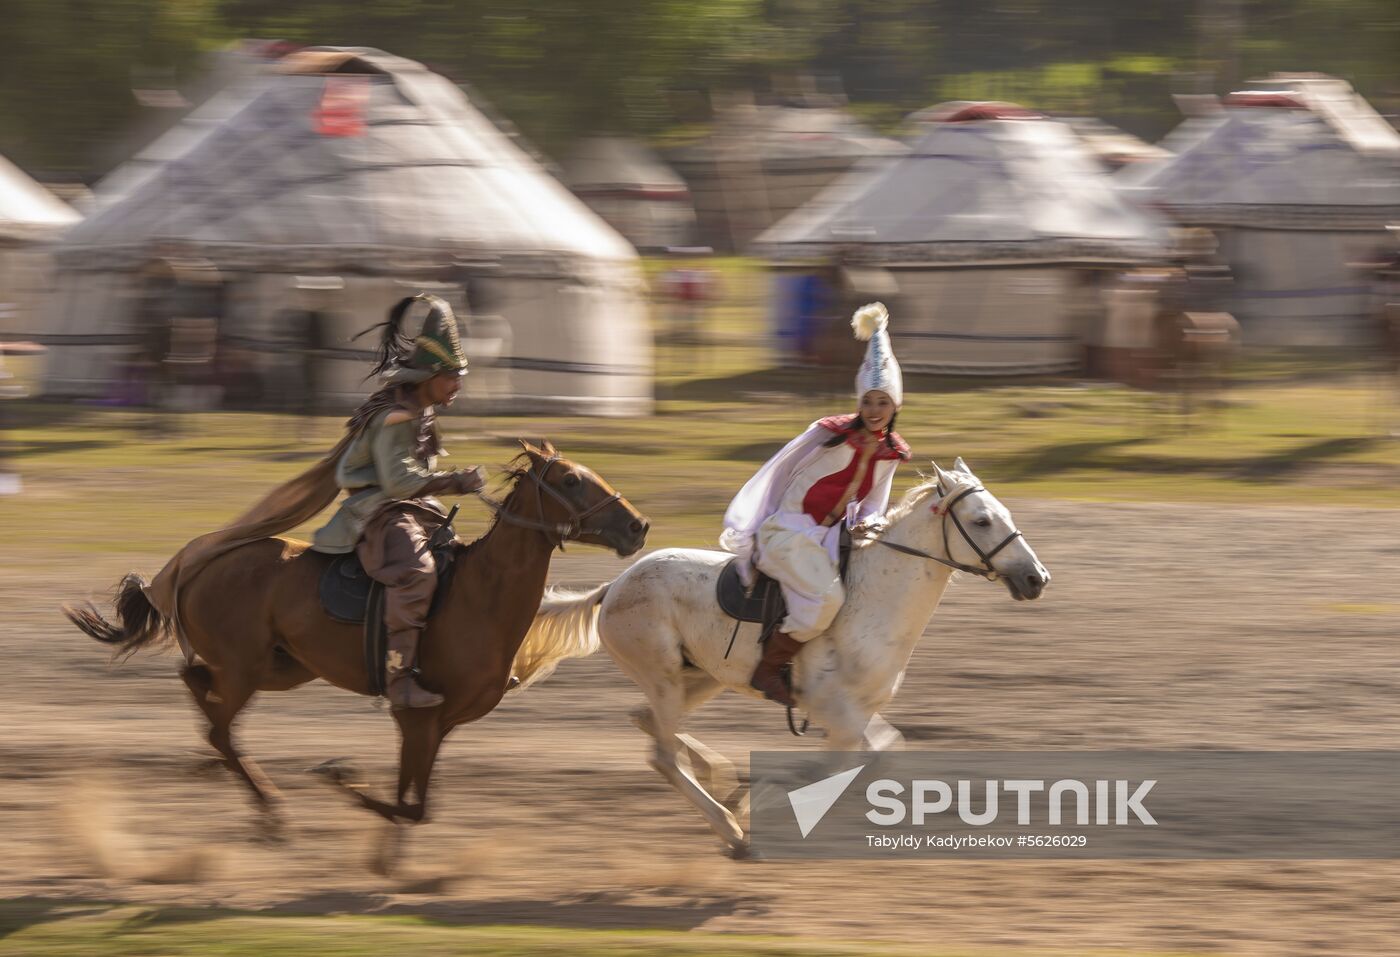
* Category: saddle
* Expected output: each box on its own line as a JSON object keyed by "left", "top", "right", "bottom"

{"left": 716, "top": 561, "right": 787, "bottom": 628}
{"left": 716, "top": 526, "right": 853, "bottom": 636}
{"left": 317, "top": 540, "right": 457, "bottom": 696}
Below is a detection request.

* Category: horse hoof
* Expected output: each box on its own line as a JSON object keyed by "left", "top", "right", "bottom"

{"left": 727, "top": 841, "right": 760, "bottom": 862}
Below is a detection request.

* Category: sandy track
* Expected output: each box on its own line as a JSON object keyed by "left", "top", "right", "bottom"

{"left": 3, "top": 499, "right": 1399, "bottom": 954}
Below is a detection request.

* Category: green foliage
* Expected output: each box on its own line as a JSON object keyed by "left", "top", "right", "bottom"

{"left": 213, "top": 0, "right": 769, "bottom": 148}
{"left": 0, "top": 0, "right": 226, "bottom": 174}
{"left": 0, "top": 902, "right": 958, "bottom": 957}
{"left": 0, "top": 0, "right": 1396, "bottom": 176}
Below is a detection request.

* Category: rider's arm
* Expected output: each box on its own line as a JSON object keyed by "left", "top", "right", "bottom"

{"left": 371, "top": 415, "right": 482, "bottom": 499}
{"left": 850, "top": 460, "right": 898, "bottom": 530}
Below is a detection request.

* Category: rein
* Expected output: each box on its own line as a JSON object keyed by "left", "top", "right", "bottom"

{"left": 478, "top": 456, "right": 621, "bottom": 550}
{"left": 876, "top": 484, "right": 1021, "bottom": 581}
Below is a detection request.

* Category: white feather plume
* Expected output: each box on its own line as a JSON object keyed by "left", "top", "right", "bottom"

{"left": 851, "top": 302, "right": 889, "bottom": 341}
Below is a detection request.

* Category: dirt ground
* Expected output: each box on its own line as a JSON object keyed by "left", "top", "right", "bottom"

{"left": 3, "top": 499, "right": 1400, "bottom": 955}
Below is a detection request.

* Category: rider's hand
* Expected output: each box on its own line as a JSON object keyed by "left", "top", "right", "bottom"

{"left": 453, "top": 466, "right": 486, "bottom": 495}
{"left": 851, "top": 516, "right": 887, "bottom": 538}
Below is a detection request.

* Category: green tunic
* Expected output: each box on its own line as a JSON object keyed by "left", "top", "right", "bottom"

{"left": 310, "top": 408, "right": 457, "bottom": 554}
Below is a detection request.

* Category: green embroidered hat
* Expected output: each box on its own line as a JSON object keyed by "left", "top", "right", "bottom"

{"left": 368, "top": 294, "right": 469, "bottom": 384}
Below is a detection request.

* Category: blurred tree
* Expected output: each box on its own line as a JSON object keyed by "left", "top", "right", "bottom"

{"left": 0, "top": 0, "right": 1396, "bottom": 179}
{"left": 0, "top": 0, "right": 224, "bottom": 176}
{"left": 216, "top": 0, "right": 769, "bottom": 148}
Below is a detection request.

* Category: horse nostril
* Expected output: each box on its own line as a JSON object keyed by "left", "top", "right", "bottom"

{"left": 629, "top": 519, "right": 646, "bottom": 535}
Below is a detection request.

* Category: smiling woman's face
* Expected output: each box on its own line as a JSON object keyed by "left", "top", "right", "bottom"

{"left": 859, "top": 390, "right": 895, "bottom": 432}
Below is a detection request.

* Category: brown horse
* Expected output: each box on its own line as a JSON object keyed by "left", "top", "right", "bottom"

{"left": 66, "top": 442, "right": 647, "bottom": 847}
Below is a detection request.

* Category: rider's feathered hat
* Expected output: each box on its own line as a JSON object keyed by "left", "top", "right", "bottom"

{"left": 852, "top": 302, "right": 903, "bottom": 408}
{"left": 358, "top": 294, "right": 469, "bottom": 385}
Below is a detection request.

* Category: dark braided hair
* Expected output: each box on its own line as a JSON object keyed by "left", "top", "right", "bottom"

{"left": 822, "top": 411, "right": 899, "bottom": 450}
{"left": 351, "top": 295, "right": 420, "bottom": 381}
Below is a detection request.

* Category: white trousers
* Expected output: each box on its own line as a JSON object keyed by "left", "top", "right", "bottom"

{"left": 754, "top": 516, "right": 844, "bottom": 642}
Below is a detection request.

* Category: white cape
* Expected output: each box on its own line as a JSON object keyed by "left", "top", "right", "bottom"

{"left": 720, "top": 421, "right": 895, "bottom": 584}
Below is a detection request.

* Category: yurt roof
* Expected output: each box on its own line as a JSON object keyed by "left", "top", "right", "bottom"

{"left": 1113, "top": 112, "right": 1221, "bottom": 189}
{"left": 669, "top": 104, "right": 908, "bottom": 167}
{"left": 907, "top": 104, "right": 1170, "bottom": 171}
{"left": 1245, "top": 73, "right": 1400, "bottom": 158}
{"left": 95, "top": 46, "right": 276, "bottom": 207}
{"left": 0, "top": 153, "right": 81, "bottom": 241}
{"left": 562, "top": 136, "right": 689, "bottom": 197}
{"left": 757, "top": 107, "right": 1167, "bottom": 265}
{"left": 59, "top": 47, "right": 636, "bottom": 274}
{"left": 1120, "top": 95, "right": 1400, "bottom": 229}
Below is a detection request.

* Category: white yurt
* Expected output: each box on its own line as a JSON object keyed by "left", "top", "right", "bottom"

{"left": 668, "top": 98, "right": 908, "bottom": 252}
{"left": 1119, "top": 83, "right": 1400, "bottom": 346}
{"left": 46, "top": 47, "right": 651, "bottom": 415}
{"left": 757, "top": 103, "right": 1168, "bottom": 375}
{"left": 0, "top": 152, "right": 81, "bottom": 364}
{"left": 561, "top": 136, "right": 695, "bottom": 252}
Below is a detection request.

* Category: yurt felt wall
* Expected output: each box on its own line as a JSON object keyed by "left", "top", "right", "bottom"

{"left": 1219, "top": 228, "right": 1384, "bottom": 345}
{"left": 0, "top": 152, "right": 81, "bottom": 387}
{"left": 758, "top": 106, "right": 1167, "bottom": 375}
{"left": 44, "top": 47, "right": 652, "bottom": 415}
{"left": 768, "top": 262, "right": 1092, "bottom": 374}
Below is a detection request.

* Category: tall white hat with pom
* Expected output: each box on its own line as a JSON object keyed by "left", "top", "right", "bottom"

{"left": 852, "top": 302, "right": 903, "bottom": 408}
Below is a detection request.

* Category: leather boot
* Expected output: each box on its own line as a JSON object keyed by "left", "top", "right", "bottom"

{"left": 750, "top": 630, "right": 804, "bottom": 707}
{"left": 386, "top": 630, "right": 444, "bottom": 710}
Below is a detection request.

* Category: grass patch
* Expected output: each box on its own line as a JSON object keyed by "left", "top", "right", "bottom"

{"left": 4, "top": 259, "right": 1398, "bottom": 563}
{"left": 0, "top": 901, "right": 1215, "bottom": 957}
{"left": 1317, "top": 603, "right": 1400, "bottom": 616}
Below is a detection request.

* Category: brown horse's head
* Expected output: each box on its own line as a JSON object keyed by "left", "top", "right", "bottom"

{"left": 510, "top": 441, "right": 649, "bottom": 556}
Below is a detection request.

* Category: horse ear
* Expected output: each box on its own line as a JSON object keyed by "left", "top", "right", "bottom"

{"left": 540, "top": 439, "right": 557, "bottom": 456}
{"left": 931, "top": 461, "right": 954, "bottom": 491}
{"left": 517, "top": 438, "right": 540, "bottom": 457}
{"left": 954, "top": 455, "right": 970, "bottom": 474}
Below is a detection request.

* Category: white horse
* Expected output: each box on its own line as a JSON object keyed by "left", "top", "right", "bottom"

{"left": 519, "top": 459, "right": 1049, "bottom": 855}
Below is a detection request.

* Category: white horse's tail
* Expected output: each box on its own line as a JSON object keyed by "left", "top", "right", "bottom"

{"left": 511, "top": 583, "right": 611, "bottom": 691}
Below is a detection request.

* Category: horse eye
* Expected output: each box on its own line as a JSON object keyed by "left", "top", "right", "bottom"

{"left": 563, "top": 473, "right": 581, "bottom": 487}
{"left": 975, "top": 517, "right": 992, "bottom": 528}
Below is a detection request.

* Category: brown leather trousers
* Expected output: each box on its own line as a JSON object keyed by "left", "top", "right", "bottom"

{"left": 356, "top": 502, "right": 449, "bottom": 639}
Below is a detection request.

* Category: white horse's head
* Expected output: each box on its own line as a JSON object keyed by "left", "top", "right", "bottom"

{"left": 889, "top": 457, "right": 1050, "bottom": 602}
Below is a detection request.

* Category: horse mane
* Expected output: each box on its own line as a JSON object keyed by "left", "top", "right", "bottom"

{"left": 453, "top": 452, "right": 534, "bottom": 559}
{"left": 879, "top": 474, "right": 942, "bottom": 529}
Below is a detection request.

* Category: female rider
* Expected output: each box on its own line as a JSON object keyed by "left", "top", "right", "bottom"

{"left": 721, "top": 302, "right": 910, "bottom": 707}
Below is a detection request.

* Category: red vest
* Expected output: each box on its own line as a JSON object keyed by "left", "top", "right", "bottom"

{"left": 799, "top": 415, "right": 910, "bottom": 524}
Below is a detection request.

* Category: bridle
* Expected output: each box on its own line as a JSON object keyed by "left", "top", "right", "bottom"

{"left": 479, "top": 455, "right": 621, "bottom": 550}
{"left": 876, "top": 483, "right": 1022, "bottom": 581}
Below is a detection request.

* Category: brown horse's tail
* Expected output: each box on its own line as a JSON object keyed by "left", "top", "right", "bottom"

{"left": 64, "top": 573, "right": 172, "bottom": 660}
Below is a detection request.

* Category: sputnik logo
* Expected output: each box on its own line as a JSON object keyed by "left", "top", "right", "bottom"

{"left": 787, "top": 764, "right": 866, "bottom": 838}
